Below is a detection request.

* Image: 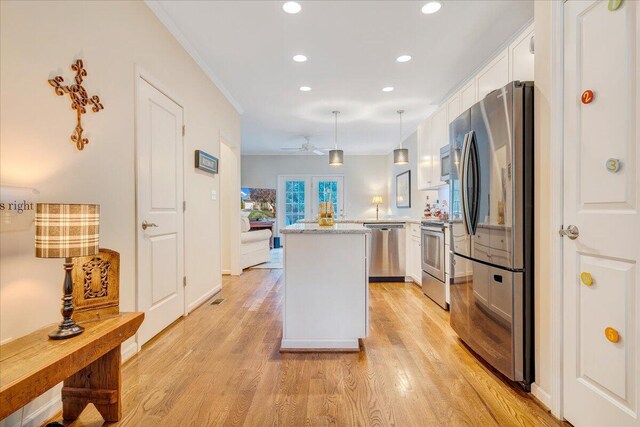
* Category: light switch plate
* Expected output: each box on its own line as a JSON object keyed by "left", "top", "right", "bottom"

{"left": 211, "top": 190, "right": 217, "bottom": 201}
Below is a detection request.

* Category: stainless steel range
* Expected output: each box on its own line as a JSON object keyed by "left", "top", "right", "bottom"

{"left": 421, "top": 220, "right": 448, "bottom": 309}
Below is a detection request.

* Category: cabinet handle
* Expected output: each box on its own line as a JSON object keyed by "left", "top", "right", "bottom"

{"left": 580, "top": 272, "right": 593, "bottom": 286}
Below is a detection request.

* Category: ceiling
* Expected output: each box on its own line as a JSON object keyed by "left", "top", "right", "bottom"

{"left": 150, "top": 1, "right": 533, "bottom": 155}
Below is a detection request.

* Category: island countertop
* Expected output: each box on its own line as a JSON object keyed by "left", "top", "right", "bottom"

{"left": 296, "top": 218, "right": 439, "bottom": 225}
{"left": 281, "top": 223, "right": 371, "bottom": 234}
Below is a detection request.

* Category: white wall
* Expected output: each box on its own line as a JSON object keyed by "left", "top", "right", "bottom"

{"left": 386, "top": 132, "right": 439, "bottom": 218}
{"left": 241, "top": 154, "right": 389, "bottom": 221}
{"left": 220, "top": 140, "right": 241, "bottom": 276}
{"left": 0, "top": 1, "right": 240, "bottom": 424}
{"left": 532, "top": 0, "right": 553, "bottom": 408}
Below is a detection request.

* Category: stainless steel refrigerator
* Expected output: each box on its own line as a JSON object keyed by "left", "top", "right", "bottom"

{"left": 449, "top": 81, "right": 534, "bottom": 390}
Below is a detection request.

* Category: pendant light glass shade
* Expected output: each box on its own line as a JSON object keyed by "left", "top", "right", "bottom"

{"left": 393, "top": 109, "right": 409, "bottom": 165}
{"left": 393, "top": 148, "right": 409, "bottom": 165}
{"left": 329, "top": 110, "right": 344, "bottom": 166}
{"left": 329, "top": 149, "right": 344, "bottom": 165}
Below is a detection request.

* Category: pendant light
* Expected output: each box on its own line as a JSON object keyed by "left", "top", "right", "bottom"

{"left": 329, "top": 110, "right": 344, "bottom": 166}
{"left": 393, "top": 109, "right": 409, "bottom": 165}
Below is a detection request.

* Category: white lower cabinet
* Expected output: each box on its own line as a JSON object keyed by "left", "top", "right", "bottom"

{"left": 405, "top": 224, "right": 422, "bottom": 284}
{"left": 410, "top": 236, "right": 421, "bottom": 283}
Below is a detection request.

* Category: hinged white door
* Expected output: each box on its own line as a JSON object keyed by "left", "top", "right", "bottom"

{"left": 563, "top": 1, "right": 639, "bottom": 425}
{"left": 136, "top": 77, "right": 185, "bottom": 347}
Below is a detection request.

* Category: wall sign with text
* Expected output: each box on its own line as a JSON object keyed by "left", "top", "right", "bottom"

{"left": 194, "top": 150, "right": 218, "bottom": 175}
{"left": 0, "top": 186, "right": 40, "bottom": 232}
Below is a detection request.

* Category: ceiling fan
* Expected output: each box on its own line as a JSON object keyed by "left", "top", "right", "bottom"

{"left": 280, "top": 137, "right": 329, "bottom": 156}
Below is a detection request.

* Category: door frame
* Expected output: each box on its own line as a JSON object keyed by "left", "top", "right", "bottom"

{"left": 548, "top": 0, "right": 565, "bottom": 419}
{"left": 133, "top": 65, "right": 188, "bottom": 350}
{"left": 220, "top": 132, "right": 242, "bottom": 276}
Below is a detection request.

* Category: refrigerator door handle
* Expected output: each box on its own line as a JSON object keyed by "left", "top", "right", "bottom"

{"left": 468, "top": 130, "right": 480, "bottom": 235}
{"left": 460, "top": 131, "right": 473, "bottom": 236}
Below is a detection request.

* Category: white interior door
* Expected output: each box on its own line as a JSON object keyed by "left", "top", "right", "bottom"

{"left": 311, "top": 176, "right": 344, "bottom": 219}
{"left": 563, "top": 1, "right": 639, "bottom": 425}
{"left": 136, "top": 76, "right": 185, "bottom": 347}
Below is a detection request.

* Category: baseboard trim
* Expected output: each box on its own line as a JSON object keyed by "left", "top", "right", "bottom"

{"left": 121, "top": 341, "right": 138, "bottom": 363}
{"left": 531, "top": 383, "right": 552, "bottom": 410}
{"left": 187, "top": 284, "right": 222, "bottom": 314}
{"left": 21, "top": 394, "right": 62, "bottom": 427}
{"left": 280, "top": 339, "right": 360, "bottom": 352}
{"left": 222, "top": 269, "right": 232, "bottom": 275}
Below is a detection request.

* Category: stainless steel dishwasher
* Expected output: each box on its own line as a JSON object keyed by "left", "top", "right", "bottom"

{"left": 364, "top": 223, "right": 406, "bottom": 281}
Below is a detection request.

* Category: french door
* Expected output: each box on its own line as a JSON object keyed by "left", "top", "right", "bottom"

{"left": 277, "top": 175, "right": 344, "bottom": 234}
{"left": 563, "top": 1, "right": 639, "bottom": 425}
{"left": 311, "top": 176, "right": 344, "bottom": 220}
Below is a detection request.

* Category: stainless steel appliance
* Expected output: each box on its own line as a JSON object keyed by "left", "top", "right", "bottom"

{"left": 449, "top": 81, "right": 534, "bottom": 390}
{"left": 365, "top": 223, "right": 406, "bottom": 281}
{"left": 440, "top": 144, "right": 451, "bottom": 182}
{"left": 421, "top": 220, "right": 448, "bottom": 309}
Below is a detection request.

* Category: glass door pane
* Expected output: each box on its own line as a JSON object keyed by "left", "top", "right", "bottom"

{"left": 284, "top": 180, "right": 306, "bottom": 226}
{"left": 311, "top": 176, "right": 344, "bottom": 219}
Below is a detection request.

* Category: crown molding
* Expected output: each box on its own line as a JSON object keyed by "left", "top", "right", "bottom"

{"left": 144, "top": 1, "right": 244, "bottom": 115}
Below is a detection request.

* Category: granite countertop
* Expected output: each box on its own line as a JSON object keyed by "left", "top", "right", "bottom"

{"left": 297, "top": 218, "right": 428, "bottom": 225}
{"left": 282, "top": 223, "right": 371, "bottom": 234}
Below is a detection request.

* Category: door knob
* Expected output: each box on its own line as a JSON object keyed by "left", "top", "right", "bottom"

{"left": 559, "top": 225, "right": 579, "bottom": 240}
{"left": 580, "top": 272, "right": 593, "bottom": 286}
{"left": 142, "top": 220, "right": 158, "bottom": 230}
{"left": 605, "top": 327, "right": 620, "bottom": 343}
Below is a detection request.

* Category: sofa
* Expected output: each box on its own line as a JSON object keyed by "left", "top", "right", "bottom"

{"left": 240, "top": 214, "right": 272, "bottom": 270}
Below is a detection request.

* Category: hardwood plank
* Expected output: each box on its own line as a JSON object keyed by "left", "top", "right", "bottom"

{"left": 46, "top": 270, "right": 563, "bottom": 426}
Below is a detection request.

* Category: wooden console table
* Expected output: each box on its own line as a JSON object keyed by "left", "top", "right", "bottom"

{"left": 0, "top": 312, "right": 144, "bottom": 422}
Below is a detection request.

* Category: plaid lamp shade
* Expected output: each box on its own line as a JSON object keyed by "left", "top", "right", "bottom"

{"left": 35, "top": 203, "right": 100, "bottom": 258}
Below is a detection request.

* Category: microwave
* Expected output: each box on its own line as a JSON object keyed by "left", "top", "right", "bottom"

{"left": 439, "top": 144, "right": 451, "bottom": 182}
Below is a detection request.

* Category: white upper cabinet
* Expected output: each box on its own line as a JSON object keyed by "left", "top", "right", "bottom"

{"left": 447, "top": 93, "right": 461, "bottom": 126}
{"left": 476, "top": 49, "right": 510, "bottom": 100}
{"left": 460, "top": 79, "right": 476, "bottom": 112}
{"left": 415, "top": 23, "right": 534, "bottom": 191}
{"left": 509, "top": 23, "right": 535, "bottom": 82}
{"left": 416, "top": 118, "right": 432, "bottom": 190}
{"left": 429, "top": 105, "right": 448, "bottom": 187}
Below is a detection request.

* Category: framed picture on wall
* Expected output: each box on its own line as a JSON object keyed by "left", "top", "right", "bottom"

{"left": 195, "top": 150, "right": 218, "bottom": 175}
{"left": 396, "top": 170, "right": 411, "bottom": 208}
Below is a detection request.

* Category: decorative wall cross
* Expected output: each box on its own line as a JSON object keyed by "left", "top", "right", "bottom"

{"left": 48, "top": 59, "right": 104, "bottom": 150}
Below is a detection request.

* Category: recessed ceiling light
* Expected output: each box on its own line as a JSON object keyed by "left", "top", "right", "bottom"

{"left": 293, "top": 54, "right": 307, "bottom": 62}
{"left": 422, "top": 1, "right": 442, "bottom": 14}
{"left": 396, "top": 55, "right": 412, "bottom": 63}
{"left": 382, "top": 87, "right": 394, "bottom": 92}
{"left": 282, "top": 1, "right": 301, "bottom": 14}
{"left": 299, "top": 86, "right": 312, "bottom": 92}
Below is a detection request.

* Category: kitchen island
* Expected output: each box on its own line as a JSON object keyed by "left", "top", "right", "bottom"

{"left": 280, "top": 223, "right": 370, "bottom": 351}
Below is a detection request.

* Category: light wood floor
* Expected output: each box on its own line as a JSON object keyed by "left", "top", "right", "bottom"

{"left": 52, "top": 269, "right": 563, "bottom": 427}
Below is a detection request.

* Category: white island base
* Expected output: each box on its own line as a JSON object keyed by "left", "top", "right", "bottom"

{"left": 280, "top": 223, "right": 370, "bottom": 352}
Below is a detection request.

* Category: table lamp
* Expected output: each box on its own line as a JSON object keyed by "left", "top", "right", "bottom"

{"left": 35, "top": 203, "right": 100, "bottom": 339}
{"left": 372, "top": 196, "right": 383, "bottom": 220}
